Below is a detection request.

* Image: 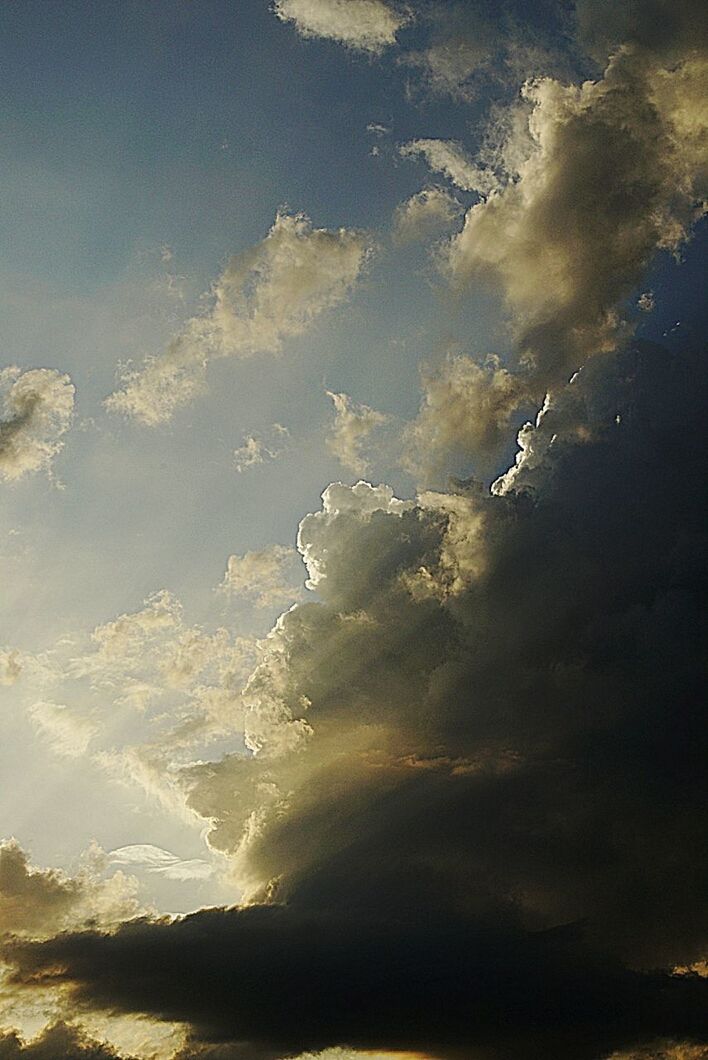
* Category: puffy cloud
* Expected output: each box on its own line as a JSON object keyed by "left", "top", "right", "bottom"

{"left": 106, "top": 213, "right": 372, "bottom": 424}
{"left": 0, "top": 1023, "right": 130, "bottom": 1059}
{"left": 6, "top": 340, "right": 708, "bottom": 1057}
{"left": 403, "top": 353, "right": 525, "bottom": 482}
{"left": 0, "top": 368, "right": 74, "bottom": 483}
{"left": 272, "top": 0, "right": 408, "bottom": 54}
{"left": 392, "top": 186, "right": 462, "bottom": 244}
{"left": 0, "top": 839, "right": 141, "bottom": 940}
{"left": 218, "top": 546, "right": 304, "bottom": 610}
{"left": 325, "top": 391, "right": 389, "bottom": 475}
{"left": 233, "top": 425, "right": 289, "bottom": 474}
{"left": 399, "top": 138, "right": 498, "bottom": 196}
{"left": 442, "top": 45, "right": 707, "bottom": 450}
{"left": 0, "top": 651, "right": 22, "bottom": 687}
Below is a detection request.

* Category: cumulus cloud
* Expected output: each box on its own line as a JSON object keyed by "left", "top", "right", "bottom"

{"left": 0, "top": 1022, "right": 130, "bottom": 1059}
{"left": 6, "top": 339, "right": 708, "bottom": 1057}
{"left": 272, "top": 0, "right": 408, "bottom": 54}
{"left": 440, "top": 43, "right": 707, "bottom": 452}
{"left": 218, "top": 546, "right": 304, "bottom": 610}
{"left": 392, "top": 186, "right": 462, "bottom": 244}
{"left": 0, "top": 839, "right": 141, "bottom": 940}
{"left": 403, "top": 353, "right": 525, "bottom": 481}
{"left": 106, "top": 213, "right": 372, "bottom": 424}
{"left": 0, "top": 368, "right": 75, "bottom": 482}
{"left": 325, "top": 391, "right": 389, "bottom": 475}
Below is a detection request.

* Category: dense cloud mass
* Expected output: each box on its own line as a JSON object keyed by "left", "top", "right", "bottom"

{"left": 6, "top": 340, "right": 707, "bottom": 1057}
{"left": 106, "top": 213, "right": 371, "bottom": 424}
{"left": 2, "top": 2, "right": 707, "bottom": 1058}
{"left": 0, "top": 368, "right": 74, "bottom": 482}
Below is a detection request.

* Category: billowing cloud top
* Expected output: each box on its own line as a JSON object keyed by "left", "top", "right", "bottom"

{"left": 273, "top": 0, "right": 408, "bottom": 53}
{"left": 0, "top": 368, "right": 74, "bottom": 482}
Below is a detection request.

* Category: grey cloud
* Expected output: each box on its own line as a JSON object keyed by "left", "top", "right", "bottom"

{"left": 0, "top": 368, "right": 75, "bottom": 483}
{"left": 5, "top": 339, "right": 707, "bottom": 1057}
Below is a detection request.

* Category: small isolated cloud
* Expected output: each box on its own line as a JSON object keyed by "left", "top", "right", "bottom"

{"left": 234, "top": 424, "right": 289, "bottom": 473}
{"left": 0, "top": 649, "right": 22, "bottom": 687}
{"left": 107, "top": 845, "right": 212, "bottom": 882}
{"left": 273, "top": 0, "right": 408, "bottom": 54}
{"left": 399, "top": 138, "right": 497, "bottom": 196}
{"left": 392, "top": 186, "right": 462, "bottom": 244}
{"left": 106, "top": 212, "right": 372, "bottom": 425}
{"left": 326, "top": 391, "right": 388, "bottom": 475}
{"left": 638, "top": 291, "right": 656, "bottom": 312}
{"left": 0, "top": 367, "right": 75, "bottom": 482}
{"left": 219, "top": 545, "right": 303, "bottom": 609}
{"left": 28, "top": 701, "right": 96, "bottom": 759}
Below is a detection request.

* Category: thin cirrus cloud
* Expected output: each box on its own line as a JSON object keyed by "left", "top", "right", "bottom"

{"left": 272, "top": 0, "right": 409, "bottom": 54}
{"left": 105, "top": 212, "right": 372, "bottom": 425}
{"left": 0, "top": 367, "right": 75, "bottom": 483}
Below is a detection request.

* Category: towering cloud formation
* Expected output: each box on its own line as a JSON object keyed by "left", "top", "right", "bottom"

{"left": 6, "top": 341, "right": 707, "bottom": 1057}
{"left": 2, "top": 3, "right": 706, "bottom": 1058}
{"left": 0, "top": 368, "right": 75, "bottom": 482}
{"left": 106, "top": 213, "right": 372, "bottom": 424}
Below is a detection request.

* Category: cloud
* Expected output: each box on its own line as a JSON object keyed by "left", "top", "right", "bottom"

{"left": 0, "top": 368, "right": 75, "bottom": 483}
{"left": 272, "top": 0, "right": 408, "bottom": 54}
{"left": 106, "top": 213, "right": 372, "bottom": 424}
{"left": 28, "top": 701, "right": 97, "bottom": 759}
{"left": 325, "top": 391, "right": 389, "bottom": 475}
{"left": 107, "top": 846, "right": 212, "bottom": 882}
{"left": 440, "top": 44, "right": 707, "bottom": 453}
{"left": 0, "top": 839, "right": 142, "bottom": 940}
{"left": 233, "top": 425, "right": 289, "bottom": 473}
{"left": 218, "top": 546, "right": 304, "bottom": 610}
{"left": 403, "top": 353, "right": 525, "bottom": 481}
{"left": 0, "top": 1022, "right": 130, "bottom": 1059}
{"left": 399, "top": 138, "right": 498, "bottom": 196}
{"left": 392, "top": 186, "right": 463, "bottom": 244}
{"left": 6, "top": 338, "right": 707, "bottom": 1057}
{"left": 0, "top": 651, "right": 22, "bottom": 687}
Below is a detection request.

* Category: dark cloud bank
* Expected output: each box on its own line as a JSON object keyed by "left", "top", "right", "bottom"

{"left": 2, "top": 2, "right": 707, "bottom": 1058}
{"left": 5, "top": 340, "right": 707, "bottom": 1058}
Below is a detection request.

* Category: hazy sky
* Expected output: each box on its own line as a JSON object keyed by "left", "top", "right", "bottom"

{"left": 0, "top": 1, "right": 706, "bottom": 1058}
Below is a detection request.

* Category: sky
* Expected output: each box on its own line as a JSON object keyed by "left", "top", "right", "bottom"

{"left": 0, "top": 0, "right": 706, "bottom": 1057}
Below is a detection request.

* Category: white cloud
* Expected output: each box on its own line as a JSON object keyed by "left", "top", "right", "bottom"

{"left": 392, "top": 186, "right": 463, "bottom": 244}
{"left": 107, "top": 845, "right": 213, "bottom": 881}
{"left": 106, "top": 212, "right": 372, "bottom": 424}
{"left": 29, "top": 701, "right": 97, "bottom": 759}
{"left": 400, "top": 138, "right": 498, "bottom": 196}
{"left": 234, "top": 423, "right": 289, "bottom": 473}
{"left": 0, "top": 367, "right": 75, "bottom": 482}
{"left": 219, "top": 545, "right": 303, "bottom": 609}
{"left": 273, "top": 0, "right": 408, "bottom": 53}
{"left": 326, "top": 390, "right": 388, "bottom": 475}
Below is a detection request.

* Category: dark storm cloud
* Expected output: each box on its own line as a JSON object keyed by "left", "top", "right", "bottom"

{"left": 0, "top": 1022, "right": 130, "bottom": 1059}
{"left": 4, "top": 341, "right": 707, "bottom": 1059}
